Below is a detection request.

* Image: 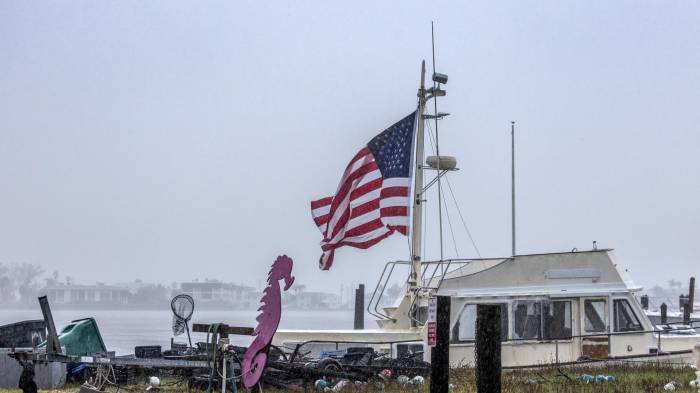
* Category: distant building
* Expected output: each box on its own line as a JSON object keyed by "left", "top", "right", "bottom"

{"left": 44, "top": 284, "right": 130, "bottom": 306}
{"left": 179, "top": 281, "right": 257, "bottom": 308}
{"left": 292, "top": 291, "right": 341, "bottom": 310}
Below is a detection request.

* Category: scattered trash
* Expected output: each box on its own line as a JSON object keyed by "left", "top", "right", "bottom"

{"left": 354, "top": 381, "right": 366, "bottom": 390}
{"left": 332, "top": 379, "right": 350, "bottom": 392}
{"left": 146, "top": 376, "right": 160, "bottom": 391}
{"left": 397, "top": 375, "right": 410, "bottom": 385}
{"left": 448, "top": 383, "right": 455, "bottom": 390}
{"left": 405, "top": 376, "right": 425, "bottom": 387}
{"left": 664, "top": 381, "right": 682, "bottom": 391}
{"left": 689, "top": 380, "right": 699, "bottom": 388}
{"left": 523, "top": 378, "right": 537, "bottom": 385}
{"left": 378, "top": 369, "right": 392, "bottom": 380}
{"left": 576, "top": 374, "right": 614, "bottom": 384}
{"left": 315, "top": 379, "right": 329, "bottom": 391}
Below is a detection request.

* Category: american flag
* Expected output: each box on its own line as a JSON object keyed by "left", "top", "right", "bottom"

{"left": 311, "top": 111, "right": 417, "bottom": 270}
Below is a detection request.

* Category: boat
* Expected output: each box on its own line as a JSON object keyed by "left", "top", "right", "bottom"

{"left": 271, "top": 59, "right": 700, "bottom": 368}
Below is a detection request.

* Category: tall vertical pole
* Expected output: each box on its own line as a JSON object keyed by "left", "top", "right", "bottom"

{"left": 429, "top": 296, "right": 451, "bottom": 393}
{"left": 431, "top": 22, "right": 444, "bottom": 264}
{"left": 410, "top": 61, "right": 427, "bottom": 304}
{"left": 511, "top": 121, "right": 516, "bottom": 257}
{"left": 354, "top": 284, "right": 365, "bottom": 330}
{"left": 689, "top": 276, "right": 695, "bottom": 311}
{"left": 38, "top": 296, "right": 62, "bottom": 355}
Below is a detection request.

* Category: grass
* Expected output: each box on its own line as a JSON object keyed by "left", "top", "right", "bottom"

{"left": 2, "top": 364, "right": 698, "bottom": 393}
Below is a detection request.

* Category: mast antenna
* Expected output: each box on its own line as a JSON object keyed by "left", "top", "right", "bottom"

{"left": 511, "top": 121, "right": 516, "bottom": 256}
{"left": 431, "top": 21, "right": 444, "bottom": 263}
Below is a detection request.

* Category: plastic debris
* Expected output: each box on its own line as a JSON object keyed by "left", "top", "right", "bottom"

{"left": 577, "top": 374, "right": 595, "bottom": 384}
{"left": 397, "top": 375, "right": 410, "bottom": 385}
{"left": 664, "top": 381, "right": 682, "bottom": 391}
{"left": 332, "top": 379, "right": 350, "bottom": 392}
{"left": 595, "top": 374, "right": 607, "bottom": 383}
{"left": 315, "top": 380, "right": 329, "bottom": 391}
{"left": 146, "top": 376, "right": 160, "bottom": 391}
{"left": 378, "top": 369, "right": 392, "bottom": 380}
{"left": 448, "top": 384, "right": 455, "bottom": 390}
{"left": 404, "top": 376, "right": 424, "bottom": 388}
{"left": 689, "top": 380, "right": 700, "bottom": 388}
{"left": 523, "top": 378, "right": 537, "bottom": 385}
{"left": 354, "top": 381, "right": 366, "bottom": 390}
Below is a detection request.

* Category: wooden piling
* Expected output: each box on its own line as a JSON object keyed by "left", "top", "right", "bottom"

{"left": 640, "top": 295, "right": 649, "bottom": 310}
{"left": 475, "top": 304, "right": 501, "bottom": 393}
{"left": 430, "top": 296, "right": 450, "bottom": 393}
{"left": 660, "top": 303, "right": 667, "bottom": 324}
{"left": 38, "top": 296, "right": 62, "bottom": 355}
{"left": 354, "top": 284, "right": 365, "bottom": 330}
{"left": 689, "top": 277, "right": 695, "bottom": 311}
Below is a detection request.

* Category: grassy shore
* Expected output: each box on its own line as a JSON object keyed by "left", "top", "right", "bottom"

{"left": 2, "top": 364, "right": 698, "bottom": 393}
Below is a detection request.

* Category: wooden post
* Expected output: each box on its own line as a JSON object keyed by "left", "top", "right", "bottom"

{"left": 640, "top": 295, "right": 649, "bottom": 310}
{"left": 430, "top": 296, "right": 450, "bottom": 393}
{"left": 475, "top": 305, "right": 501, "bottom": 393}
{"left": 38, "top": 296, "right": 62, "bottom": 355}
{"left": 684, "top": 303, "right": 691, "bottom": 325}
{"left": 354, "top": 284, "right": 365, "bottom": 330}
{"left": 689, "top": 277, "right": 696, "bottom": 311}
{"left": 660, "top": 303, "right": 667, "bottom": 324}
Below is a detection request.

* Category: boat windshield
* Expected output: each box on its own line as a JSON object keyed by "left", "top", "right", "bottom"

{"left": 513, "top": 300, "right": 573, "bottom": 340}
{"left": 614, "top": 299, "right": 643, "bottom": 332}
{"left": 584, "top": 299, "right": 607, "bottom": 333}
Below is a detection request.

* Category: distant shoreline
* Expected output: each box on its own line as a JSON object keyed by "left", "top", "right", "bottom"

{"left": 0, "top": 305, "right": 354, "bottom": 312}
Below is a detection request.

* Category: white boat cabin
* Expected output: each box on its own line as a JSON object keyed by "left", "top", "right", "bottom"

{"left": 273, "top": 249, "right": 699, "bottom": 367}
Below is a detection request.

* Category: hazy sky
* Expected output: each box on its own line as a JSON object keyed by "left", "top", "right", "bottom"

{"left": 1, "top": 1, "right": 699, "bottom": 293}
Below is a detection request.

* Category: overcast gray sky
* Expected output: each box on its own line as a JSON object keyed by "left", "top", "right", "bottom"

{"left": 1, "top": 1, "right": 698, "bottom": 293}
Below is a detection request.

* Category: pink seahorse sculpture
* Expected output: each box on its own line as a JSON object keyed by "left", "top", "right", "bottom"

{"left": 242, "top": 255, "right": 294, "bottom": 389}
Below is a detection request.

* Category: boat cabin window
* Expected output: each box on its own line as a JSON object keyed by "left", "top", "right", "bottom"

{"left": 584, "top": 299, "right": 607, "bottom": 333}
{"left": 513, "top": 300, "right": 572, "bottom": 341}
{"left": 451, "top": 303, "right": 508, "bottom": 343}
{"left": 543, "top": 301, "right": 573, "bottom": 340}
{"left": 613, "top": 299, "right": 643, "bottom": 332}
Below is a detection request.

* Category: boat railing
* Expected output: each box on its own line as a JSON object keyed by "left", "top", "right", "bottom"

{"left": 364, "top": 258, "right": 473, "bottom": 326}
{"left": 405, "top": 259, "right": 474, "bottom": 326}
{"left": 366, "top": 261, "right": 412, "bottom": 322}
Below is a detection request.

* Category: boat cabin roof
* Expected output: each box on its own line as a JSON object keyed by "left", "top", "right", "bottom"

{"left": 436, "top": 249, "right": 640, "bottom": 298}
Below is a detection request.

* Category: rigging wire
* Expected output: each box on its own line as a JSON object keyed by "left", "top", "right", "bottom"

{"left": 440, "top": 185, "right": 461, "bottom": 258}
{"left": 425, "top": 120, "right": 482, "bottom": 258}
{"left": 444, "top": 175, "right": 482, "bottom": 258}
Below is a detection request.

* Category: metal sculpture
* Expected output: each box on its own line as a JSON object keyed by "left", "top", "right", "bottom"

{"left": 241, "top": 255, "right": 294, "bottom": 389}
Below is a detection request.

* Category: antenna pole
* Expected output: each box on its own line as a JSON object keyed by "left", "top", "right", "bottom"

{"left": 511, "top": 121, "right": 516, "bottom": 257}
{"left": 431, "top": 21, "right": 444, "bottom": 264}
{"left": 410, "top": 61, "right": 427, "bottom": 292}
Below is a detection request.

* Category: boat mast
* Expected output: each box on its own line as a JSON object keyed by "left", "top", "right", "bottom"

{"left": 410, "top": 61, "right": 427, "bottom": 291}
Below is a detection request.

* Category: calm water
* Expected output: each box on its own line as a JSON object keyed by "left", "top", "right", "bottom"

{"left": 1, "top": 308, "right": 368, "bottom": 355}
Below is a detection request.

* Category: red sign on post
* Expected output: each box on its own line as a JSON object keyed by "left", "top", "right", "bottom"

{"left": 427, "top": 297, "right": 437, "bottom": 347}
